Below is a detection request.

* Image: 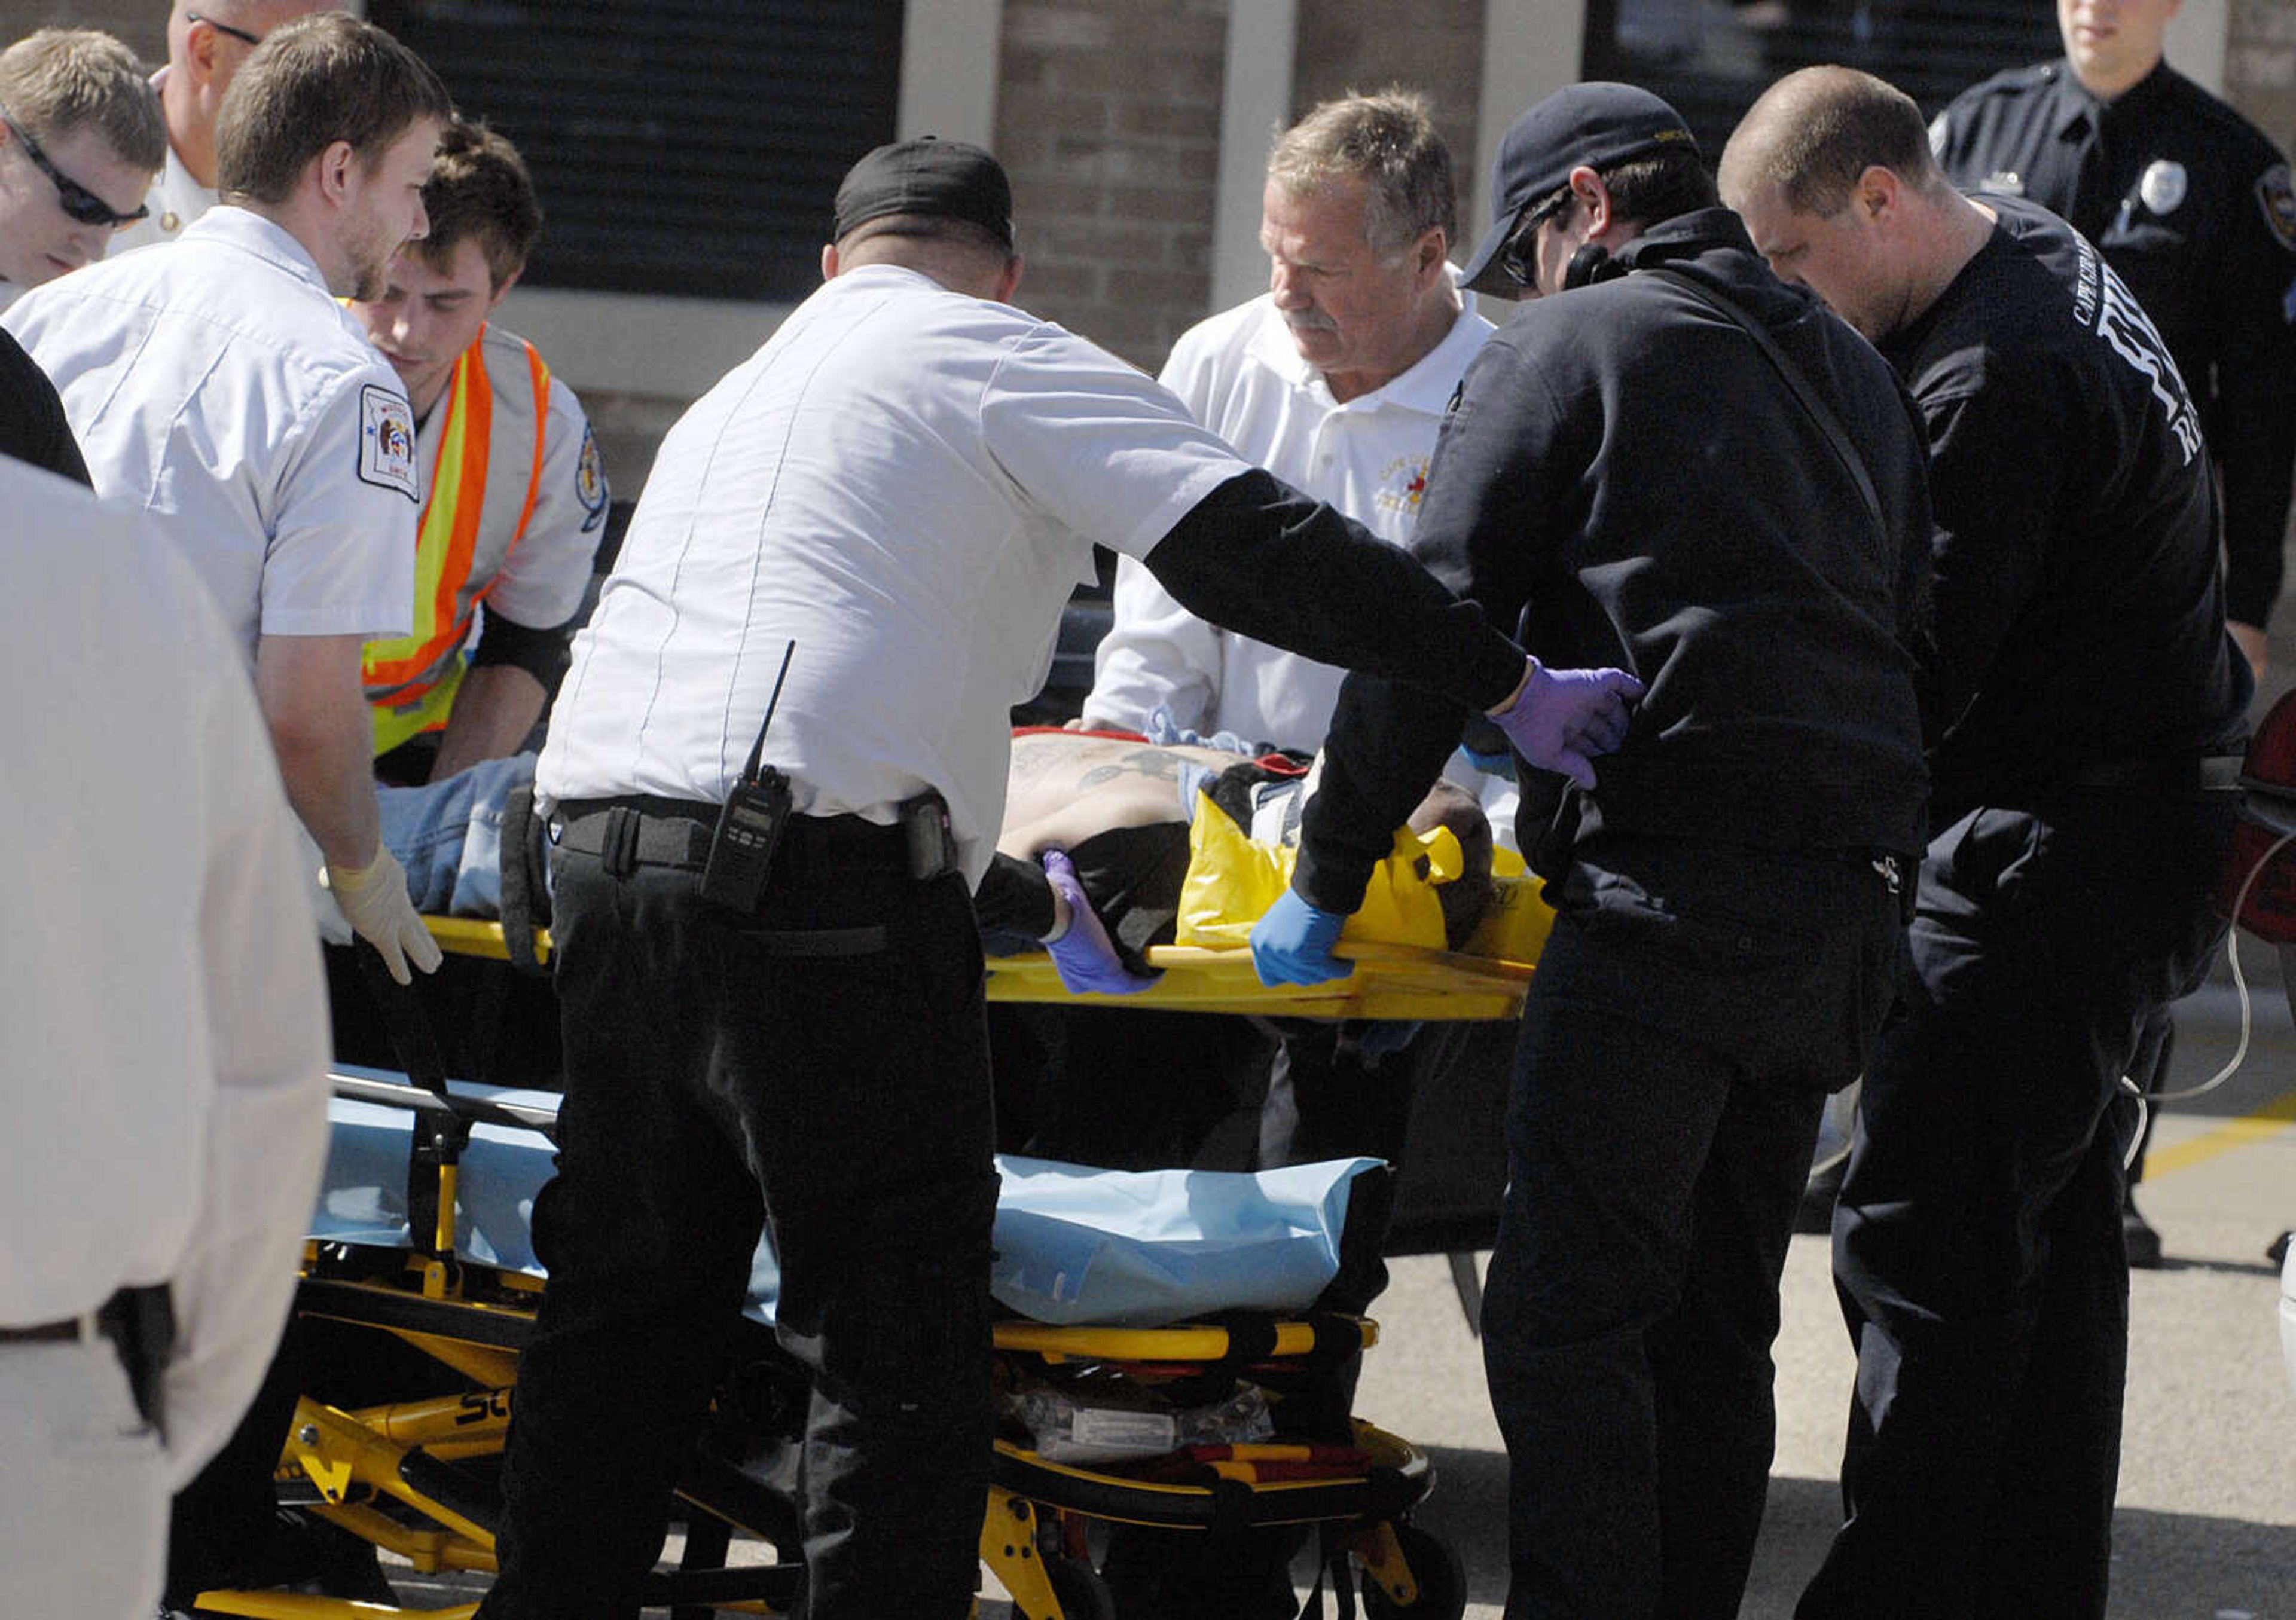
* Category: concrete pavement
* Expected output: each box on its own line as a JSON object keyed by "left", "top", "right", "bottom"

{"left": 1347, "top": 945, "right": 2296, "bottom": 1620}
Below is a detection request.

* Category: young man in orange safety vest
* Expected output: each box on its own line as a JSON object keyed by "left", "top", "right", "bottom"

{"left": 352, "top": 118, "right": 609, "bottom": 785}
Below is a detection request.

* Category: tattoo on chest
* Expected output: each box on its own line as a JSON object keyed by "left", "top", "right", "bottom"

{"left": 1076, "top": 748, "right": 1185, "bottom": 790}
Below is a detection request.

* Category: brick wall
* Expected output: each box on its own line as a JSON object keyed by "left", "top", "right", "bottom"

{"left": 1, "top": 2, "right": 163, "bottom": 63}
{"left": 1291, "top": 0, "right": 1488, "bottom": 247}
{"left": 993, "top": 0, "right": 1228, "bottom": 371}
{"left": 2227, "top": 0, "right": 2296, "bottom": 152}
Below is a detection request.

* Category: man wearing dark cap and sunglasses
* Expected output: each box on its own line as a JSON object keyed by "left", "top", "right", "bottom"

{"left": 474, "top": 135, "right": 1639, "bottom": 1620}
{"left": 1249, "top": 82, "right": 1935, "bottom": 1618}
{"left": 0, "top": 29, "right": 164, "bottom": 309}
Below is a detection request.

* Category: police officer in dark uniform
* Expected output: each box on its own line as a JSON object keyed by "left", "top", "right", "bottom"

{"left": 1929, "top": 0, "right": 2296, "bottom": 1266}
{"left": 1254, "top": 83, "right": 1935, "bottom": 1619}
{"left": 1724, "top": 66, "right": 2252, "bottom": 1620}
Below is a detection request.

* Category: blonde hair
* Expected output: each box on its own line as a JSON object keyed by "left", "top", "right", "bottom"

{"left": 0, "top": 29, "right": 166, "bottom": 173}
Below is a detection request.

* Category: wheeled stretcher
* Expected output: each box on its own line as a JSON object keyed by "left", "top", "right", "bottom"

{"left": 187, "top": 907, "right": 1539, "bottom": 1619}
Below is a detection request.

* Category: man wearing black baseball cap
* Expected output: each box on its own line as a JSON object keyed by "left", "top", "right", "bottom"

{"left": 1251, "top": 80, "right": 1935, "bottom": 1617}
{"left": 474, "top": 135, "right": 1640, "bottom": 1620}
{"left": 1455, "top": 80, "right": 1699, "bottom": 297}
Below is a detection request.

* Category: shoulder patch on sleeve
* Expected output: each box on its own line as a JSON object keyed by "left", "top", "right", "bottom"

{"left": 575, "top": 423, "right": 609, "bottom": 532}
{"left": 357, "top": 383, "right": 420, "bottom": 502}
{"left": 2258, "top": 163, "right": 2296, "bottom": 254}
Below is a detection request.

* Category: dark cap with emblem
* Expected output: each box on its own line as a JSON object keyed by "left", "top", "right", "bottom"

{"left": 1458, "top": 82, "right": 1700, "bottom": 295}
{"left": 833, "top": 136, "right": 1015, "bottom": 249}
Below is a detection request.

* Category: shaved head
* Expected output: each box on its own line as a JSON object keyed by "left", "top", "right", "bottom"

{"left": 1720, "top": 65, "right": 1944, "bottom": 219}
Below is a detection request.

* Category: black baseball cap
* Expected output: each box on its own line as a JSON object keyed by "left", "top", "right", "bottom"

{"left": 833, "top": 136, "right": 1015, "bottom": 249}
{"left": 1458, "top": 82, "right": 1699, "bottom": 295}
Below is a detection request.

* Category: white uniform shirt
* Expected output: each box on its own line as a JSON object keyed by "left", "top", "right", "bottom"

{"left": 6, "top": 206, "right": 417, "bottom": 660}
{"left": 108, "top": 80, "right": 216, "bottom": 256}
{"left": 1089, "top": 288, "right": 1494, "bottom": 750}
{"left": 538, "top": 263, "right": 1251, "bottom": 883}
{"left": 0, "top": 460, "right": 328, "bottom": 1481}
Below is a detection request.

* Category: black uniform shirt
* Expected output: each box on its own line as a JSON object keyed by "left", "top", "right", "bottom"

{"left": 1934, "top": 60, "right": 2296, "bottom": 628}
{"left": 1294, "top": 209, "right": 1935, "bottom": 912}
{"left": 1883, "top": 195, "right": 2249, "bottom": 810}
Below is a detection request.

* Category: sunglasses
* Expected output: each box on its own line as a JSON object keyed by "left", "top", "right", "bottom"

{"left": 1498, "top": 185, "right": 1577, "bottom": 288}
{"left": 0, "top": 103, "right": 148, "bottom": 228}
{"left": 187, "top": 11, "right": 265, "bottom": 47}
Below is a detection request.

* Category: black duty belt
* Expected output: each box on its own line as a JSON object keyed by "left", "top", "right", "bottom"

{"left": 0, "top": 1318, "right": 84, "bottom": 1344}
{"left": 554, "top": 794, "right": 927, "bottom": 877}
{"left": 2059, "top": 756, "right": 2245, "bottom": 794}
{"left": 1, "top": 1285, "right": 174, "bottom": 1436}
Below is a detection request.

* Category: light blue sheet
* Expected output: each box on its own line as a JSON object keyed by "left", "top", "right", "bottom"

{"left": 313, "top": 1074, "right": 1380, "bottom": 1328}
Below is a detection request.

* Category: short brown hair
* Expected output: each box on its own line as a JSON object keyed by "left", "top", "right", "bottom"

{"left": 1725, "top": 65, "right": 1941, "bottom": 217}
{"left": 1596, "top": 145, "right": 1718, "bottom": 227}
{"left": 0, "top": 29, "right": 166, "bottom": 175}
{"left": 215, "top": 13, "right": 451, "bottom": 206}
{"left": 414, "top": 120, "right": 542, "bottom": 289}
{"left": 1267, "top": 88, "right": 1457, "bottom": 260}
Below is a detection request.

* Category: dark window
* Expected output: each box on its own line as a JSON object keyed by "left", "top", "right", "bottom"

{"left": 1584, "top": 0, "right": 2064, "bottom": 153}
{"left": 369, "top": 1, "right": 903, "bottom": 301}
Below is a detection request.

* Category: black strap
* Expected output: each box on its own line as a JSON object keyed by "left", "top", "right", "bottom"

{"left": 498, "top": 777, "right": 548, "bottom": 976}
{"left": 1647, "top": 268, "right": 1886, "bottom": 542}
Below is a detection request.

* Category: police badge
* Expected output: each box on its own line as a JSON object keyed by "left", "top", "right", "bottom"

{"left": 2138, "top": 159, "right": 2186, "bottom": 216}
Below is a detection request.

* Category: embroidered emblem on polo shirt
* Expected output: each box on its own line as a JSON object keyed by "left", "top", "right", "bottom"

{"left": 2258, "top": 164, "right": 2296, "bottom": 253}
{"left": 575, "top": 424, "right": 608, "bottom": 532}
{"left": 358, "top": 384, "right": 420, "bottom": 502}
{"left": 1375, "top": 453, "right": 1431, "bottom": 521}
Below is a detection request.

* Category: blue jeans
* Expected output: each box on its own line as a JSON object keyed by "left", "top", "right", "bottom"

{"left": 377, "top": 752, "right": 535, "bottom": 916}
{"left": 1482, "top": 835, "right": 1900, "bottom": 1620}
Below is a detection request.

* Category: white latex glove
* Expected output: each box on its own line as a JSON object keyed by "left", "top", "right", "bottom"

{"left": 325, "top": 845, "right": 444, "bottom": 985}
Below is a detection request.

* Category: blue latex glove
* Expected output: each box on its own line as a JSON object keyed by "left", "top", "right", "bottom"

{"left": 1351, "top": 1019, "right": 1422, "bottom": 1059}
{"left": 1250, "top": 887, "right": 1354, "bottom": 986}
{"left": 1143, "top": 704, "right": 1257, "bottom": 757}
{"left": 1459, "top": 745, "right": 1516, "bottom": 781}
{"left": 1489, "top": 657, "right": 1645, "bottom": 788}
{"left": 1040, "top": 849, "right": 1159, "bottom": 995}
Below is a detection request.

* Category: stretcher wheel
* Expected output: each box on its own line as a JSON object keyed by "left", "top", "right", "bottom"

{"left": 1041, "top": 1555, "right": 1116, "bottom": 1620}
{"left": 1358, "top": 1523, "right": 1467, "bottom": 1619}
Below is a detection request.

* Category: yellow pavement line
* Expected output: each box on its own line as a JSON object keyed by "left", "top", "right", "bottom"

{"left": 2146, "top": 1087, "right": 2296, "bottom": 1178}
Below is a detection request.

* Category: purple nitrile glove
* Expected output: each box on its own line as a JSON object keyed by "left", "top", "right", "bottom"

{"left": 1489, "top": 656, "right": 1645, "bottom": 788}
{"left": 1250, "top": 887, "right": 1354, "bottom": 988}
{"left": 1040, "top": 849, "right": 1159, "bottom": 995}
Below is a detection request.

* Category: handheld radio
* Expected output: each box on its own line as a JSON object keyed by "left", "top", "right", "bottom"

{"left": 699, "top": 640, "right": 797, "bottom": 912}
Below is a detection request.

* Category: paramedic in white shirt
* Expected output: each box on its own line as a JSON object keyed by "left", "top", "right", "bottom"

{"left": 109, "top": 1, "right": 343, "bottom": 255}
{"left": 0, "top": 29, "right": 164, "bottom": 309}
{"left": 0, "top": 457, "right": 329, "bottom": 1620}
{"left": 8, "top": 13, "right": 449, "bottom": 985}
{"left": 1071, "top": 94, "right": 1504, "bottom": 1615}
{"left": 480, "top": 136, "right": 1636, "bottom": 1620}
{"left": 1084, "top": 89, "right": 1496, "bottom": 759}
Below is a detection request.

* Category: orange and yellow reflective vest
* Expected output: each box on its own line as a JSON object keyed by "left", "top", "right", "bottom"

{"left": 365, "top": 327, "right": 551, "bottom": 755}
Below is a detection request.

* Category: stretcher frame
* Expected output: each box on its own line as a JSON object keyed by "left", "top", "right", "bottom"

{"left": 190, "top": 921, "right": 1482, "bottom": 1619}
{"left": 425, "top": 904, "right": 1543, "bottom": 1025}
